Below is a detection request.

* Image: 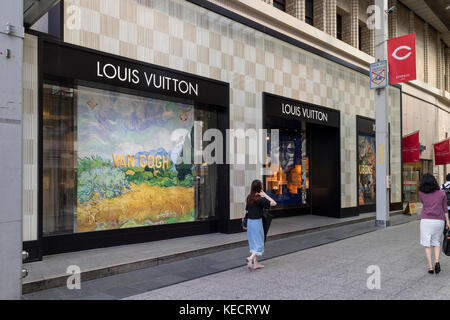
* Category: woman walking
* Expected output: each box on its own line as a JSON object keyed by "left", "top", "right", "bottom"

{"left": 243, "top": 179, "right": 277, "bottom": 271}
{"left": 419, "top": 174, "right": 450, "bottom": 274}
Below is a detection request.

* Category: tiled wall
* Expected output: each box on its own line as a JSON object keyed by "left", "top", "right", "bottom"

{"left": 63, "top": 0, "right": 402, "bottom": 219}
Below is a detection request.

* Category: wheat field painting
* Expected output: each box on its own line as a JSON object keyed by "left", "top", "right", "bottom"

{"left": 76, "top": 86, "right": 195, "bottom": 233}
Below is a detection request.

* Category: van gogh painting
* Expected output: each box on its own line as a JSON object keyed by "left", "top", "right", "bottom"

{"left": 358, "top": 135, "right": 376, "bottom": 206}
{"left": 76, "top": 86, "right": 195, "bottom": 233}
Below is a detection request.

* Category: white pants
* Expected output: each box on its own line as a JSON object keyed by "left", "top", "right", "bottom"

{"left": 420, "top": 219, "right": 445, "bottom": 247}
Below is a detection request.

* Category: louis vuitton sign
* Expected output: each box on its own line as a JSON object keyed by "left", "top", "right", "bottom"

{"left": 263, "top": 93, "right": 339, "bottom": 128}
{"left": 43, "top": 41, "right": 229, "bottom": 107}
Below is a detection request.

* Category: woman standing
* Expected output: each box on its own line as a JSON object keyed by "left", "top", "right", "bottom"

{"left": 243, "top": 180, "right": 277, "bottom": 271}
{"left": 419, "top": 174, "right": 450, "bottom": 274}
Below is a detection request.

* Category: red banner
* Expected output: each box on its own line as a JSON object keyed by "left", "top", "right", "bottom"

{"left": 434, "top": 139, "right": 450, "bottom": 165}
{"left": 402, "top": 131, "right": 420, "bottom": 163}
{"left": 387, "top": 33, "right": 417, "bottom": 84}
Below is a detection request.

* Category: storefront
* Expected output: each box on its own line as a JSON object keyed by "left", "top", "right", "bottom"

{"left": 23, "top": 0, "right": 404, "bottom": 261}
{"left": 263, "top": 93, "right": 341, "bottom": 218}
{"left": 24, "top": 38, "right": 230, "bottom": 260}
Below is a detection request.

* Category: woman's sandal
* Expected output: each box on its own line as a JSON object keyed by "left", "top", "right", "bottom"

{"left": 428, "top": 268, "right": 434, "bottom": 274}
{"left": 435, "top": 262, "right": 441, "bottom": 274}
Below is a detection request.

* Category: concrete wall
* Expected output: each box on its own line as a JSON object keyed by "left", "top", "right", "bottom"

{"left": 0, "top": 0, "right": 23, "bottom": 300}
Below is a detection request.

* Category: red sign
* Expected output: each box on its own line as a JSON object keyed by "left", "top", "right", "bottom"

{"left": 387, "top": 33, "right": 417, "bottom": 84}
{"left": 434, "top": 139, "right": 450, "bottom": 165}
{"left": 402, "top": 131, "right": 420, "bottom": 163}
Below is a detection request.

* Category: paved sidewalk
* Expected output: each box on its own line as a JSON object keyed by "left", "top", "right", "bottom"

{"left": 126, "top": 217, "right": 450, "bottom": 300}
{"left": 23, "top": 213, "right": 417, "bottom": 300}
{"left": 24, "top": 211, "right": 400, "bottom": 293}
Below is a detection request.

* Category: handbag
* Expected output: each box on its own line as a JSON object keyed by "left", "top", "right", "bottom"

{"left": 443, "top": 228, "right": 450, "bottom": 256}
{"left": 241, "top": 213, "right": 248, "bottom": 230}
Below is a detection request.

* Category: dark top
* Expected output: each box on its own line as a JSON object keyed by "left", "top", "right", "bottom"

{"left": 245, "top": 197, "right": 271, "bottom": 220}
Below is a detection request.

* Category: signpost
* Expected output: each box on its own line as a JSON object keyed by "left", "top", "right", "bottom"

{"left": 370, "top": 60, "right": 388, "bottom": 90}
{"left": 374, "top": 0, "right": 390, "bottom": 228}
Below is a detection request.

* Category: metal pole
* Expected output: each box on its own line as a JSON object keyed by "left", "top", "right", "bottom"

{"left": 0, "top": 0, "right": 24, "bottom": 299}
{"left": 375, "top": 0, "right": 390, "bottom": 228}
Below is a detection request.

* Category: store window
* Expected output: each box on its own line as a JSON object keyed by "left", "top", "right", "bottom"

{"left": 42, "top": 83, "right": 218, "bottom": 236}
{"left": 403, "top": 162, "right": 421, "bottom": 203}
{"left": 357, "top": 117, "right": 376, "bottom": 207}
{"left": 358, "top": 134, "right": 376, "bottom": 206}
{"left": 264, "top": 124, "right": 310, "bottom": 212}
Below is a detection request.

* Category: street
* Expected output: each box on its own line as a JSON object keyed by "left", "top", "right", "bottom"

{"left": 126, "top": 219, "right": 450, "bottom": 300}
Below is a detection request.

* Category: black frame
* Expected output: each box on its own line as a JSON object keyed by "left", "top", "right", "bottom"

{"left": 32, "top": 38, "right": 230, "bottom": 258}
{"left": 262, "top": 92, "right": 342, "bottom": 218}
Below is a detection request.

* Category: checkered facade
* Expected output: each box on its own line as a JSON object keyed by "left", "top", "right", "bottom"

{"left": 63, "top": 0, "right": 402, "bottom": 219}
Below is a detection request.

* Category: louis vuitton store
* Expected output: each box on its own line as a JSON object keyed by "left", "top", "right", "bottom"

{"left": 23, "top": 0, "right": 403, "bottom": 261}
{"left": 23, "top": 38, "right": 231, "bottom": 260}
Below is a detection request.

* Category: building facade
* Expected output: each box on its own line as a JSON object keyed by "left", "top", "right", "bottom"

{"left": 21, "top": 0, "right": 449, "bottom": 260}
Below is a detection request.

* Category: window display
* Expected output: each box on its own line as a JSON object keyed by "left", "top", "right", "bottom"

{"left": 42, "top": 83, "right": 217, "bottom": 236}
{"left": 358, "top": 134, "right": 376, "bottom": 206}
{"left": 403, "top": 162, "right": 422, "bottom": 202}
{"left": 264, "top": 126, "right": 310, "bottom": 211}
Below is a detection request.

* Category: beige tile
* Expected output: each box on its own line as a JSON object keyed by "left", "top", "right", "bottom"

{"left": 119, "top": 41, "right": 137, "bottom": 59}
{"left": 183, "top": 22, "right": 196, "bottom": 43}
{"left": 137, "top": 26, "right": 153, "bottom": 48}
{"left": 209, "top": 32, "right": 221, "bottom": 51}
{"left": 120, "top": 0, "right": 137, "bottom": 23}
{"left": 100, "top": 14, "right": 119, "bottom": 39}
{"left": 154, "top": 11, "right": 169, "bottom": 33}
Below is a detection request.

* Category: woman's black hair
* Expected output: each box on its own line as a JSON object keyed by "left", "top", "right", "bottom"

{"left": 247, "top": 180, "right": 263, "bottom": 206}
{"left": 419, "top": 173, "right": 440, "bottom": 194}
{"left": 446, "top": 173, "right": 450, "bottom": 182}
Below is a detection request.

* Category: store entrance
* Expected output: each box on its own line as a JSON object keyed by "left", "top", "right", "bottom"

{"left": 264, "top": 123, "right": 311, "bottom": 217}
{"left": 309, "top": 123, "right": 340, "bottom": 218}
{"left": 263, "top": 92, "right": 341, "bottom": 219}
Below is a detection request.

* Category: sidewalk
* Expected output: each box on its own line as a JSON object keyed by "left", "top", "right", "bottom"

{"left": 23, "top": 210, "right": 405, "bottom": 294}
{"left": 126, "top": 215, "right": 444, "bottom": 300}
